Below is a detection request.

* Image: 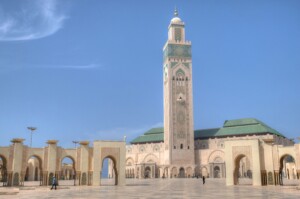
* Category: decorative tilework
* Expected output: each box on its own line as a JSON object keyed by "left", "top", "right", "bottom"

{"left": 171, "top": 62, "right": 178, "bottom": 68}
{"left": 164, "top": 44, "right": 191, "bottom": 60}
{"left": 183, "top": 63, "right": 189, "bottom": 68}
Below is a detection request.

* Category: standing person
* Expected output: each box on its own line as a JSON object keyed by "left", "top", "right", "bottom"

{"left": 202, "top": 176, "right": 205, "bottom": 184}
{"left": 51, "top": 176, "right": 57, "bottom": 190}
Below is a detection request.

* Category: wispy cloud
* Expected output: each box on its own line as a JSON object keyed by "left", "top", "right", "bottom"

{"left": 88, "top": 122, "right": 164, "bottom": 143}
{"left": 59, "top": 64, "right": 101, "bottom": 70}
{"left": 0, "top": 0, "right": 67, "bottom": 41}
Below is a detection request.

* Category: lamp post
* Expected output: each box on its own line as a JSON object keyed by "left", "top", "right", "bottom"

{"left": 27, "top": 127, "right": 37, "bottom": 147}
{"left": 72, "top": 141, "right": 79, "bottom": 149}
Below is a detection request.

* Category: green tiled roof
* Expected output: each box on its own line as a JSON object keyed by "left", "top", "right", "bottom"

{"left": 194, "top": 128, "right": 220, "bottom": 139}
{"left": 219, "top": 118, "right": 284, "bottom": 138}
{"left": 131, "top": 131, "right": 163, "bottom": 144}
{"left": 130, "top": 118, "right": 285, "bottom": 144}
{"left": 223, "top": 118, "right": 260, "bottom": 127}
{"left": 144, "top": 127, "right": 164, "bottom": 135}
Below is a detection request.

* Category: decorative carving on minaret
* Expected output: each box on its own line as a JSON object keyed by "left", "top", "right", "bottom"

{"left": 163, "top": 9, "right": 195, "bottom": 165}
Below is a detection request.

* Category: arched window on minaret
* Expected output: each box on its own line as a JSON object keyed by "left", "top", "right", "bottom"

{"left": 176, "top": 69, "right": 185, "bottom": 86}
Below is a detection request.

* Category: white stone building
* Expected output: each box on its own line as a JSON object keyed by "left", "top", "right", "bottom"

{"left": 125, "top": 10, "right": 300, "bottom": 186}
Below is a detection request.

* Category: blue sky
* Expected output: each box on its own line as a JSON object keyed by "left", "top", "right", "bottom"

{"left": 0, "top": 0, "right": 299, "bottom": 148}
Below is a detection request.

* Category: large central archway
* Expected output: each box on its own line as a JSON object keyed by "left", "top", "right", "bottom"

{"left": 100, "top": 156, "right": 118, "bottom": 186}
{"left": 24, "top": 155, "right": 43, "bottom": 186}
{"left": 279, "top": 154, "right": 297, "bottom": 186}
{"left": 234, "top": 154, "right": 252, "bottom": 185}
{"left": 59, "top": 156, "right": 76, "bottom": 186}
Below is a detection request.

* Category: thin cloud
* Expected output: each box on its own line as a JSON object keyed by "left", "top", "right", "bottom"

{"left": 59, "top": 64, "right": 101, "bottom": 70}
{"left": 0, "top": 0, "right": 67, "bottom": 41}
{"left": 0, "top": 63, "right": 102, "bottom": 73}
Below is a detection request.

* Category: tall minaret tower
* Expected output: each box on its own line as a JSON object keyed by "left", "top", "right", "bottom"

{"left": 163, "top": 9, "right": 195, "bottom": 166}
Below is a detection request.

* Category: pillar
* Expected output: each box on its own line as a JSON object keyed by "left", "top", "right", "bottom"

{"left": 10, "top": 138, "right": 25, "bottom": 186}
{"left": 79, "top": 141, "right": 90, "bottom": 185}
{"left": 46, "top": 140, "right": 58, "bottom": 185}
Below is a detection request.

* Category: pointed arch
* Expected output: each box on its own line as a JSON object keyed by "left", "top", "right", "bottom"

{"left": 208, "top": 150, "right": 225, "bottom": 163}
{"left": 142, "top": 153, "right": 159, "bottom": 163}
{"left": 126, "top": 157, "right": 134, "bottom": 166}
{"left": 175, "top": 68, "right": 185, "bottom": 76}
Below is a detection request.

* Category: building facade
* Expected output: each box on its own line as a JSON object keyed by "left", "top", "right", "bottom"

{"left": 125, "top": 10, "right": 300, "bottom": 186}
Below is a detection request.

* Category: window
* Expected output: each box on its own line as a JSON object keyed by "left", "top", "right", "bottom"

{"left": 175, "top": 28, "right": 182, "bottom": 41}
{"left": 180, "top": 144, "right": 183, "bottom": 149}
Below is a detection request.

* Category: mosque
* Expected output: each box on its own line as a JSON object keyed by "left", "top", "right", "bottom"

{"left": 124, "top": 10, "right": 300, "bottom": 186}
{"left": 0, "top": 10, "right": 299, "bottom": 187}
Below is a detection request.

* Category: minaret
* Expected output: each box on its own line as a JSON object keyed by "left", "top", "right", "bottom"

{"left": 163, "top": 9, "right": 195, "bottom": 166}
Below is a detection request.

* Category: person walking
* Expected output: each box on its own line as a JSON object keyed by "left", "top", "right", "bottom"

{"left": 202, "top": 176, "right": 205, "bottom": 184}
{"left": 50, "top": 176, "right": 57, "bottom": 190}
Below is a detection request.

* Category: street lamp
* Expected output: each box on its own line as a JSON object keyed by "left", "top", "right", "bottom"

{"left": 72, "top": 141, "right": 79, "bottom": 149}
{"left": 27, "top": 127, "right": 37, "bottom": 147}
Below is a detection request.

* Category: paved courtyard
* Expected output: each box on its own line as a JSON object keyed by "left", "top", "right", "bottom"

{"left": 0, "top": 179, "right": 299, "bottom": 199}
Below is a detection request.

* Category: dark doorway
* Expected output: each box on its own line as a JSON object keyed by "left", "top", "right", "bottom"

{"left": 179, "top": 167, "right": 185, "bottom": 178}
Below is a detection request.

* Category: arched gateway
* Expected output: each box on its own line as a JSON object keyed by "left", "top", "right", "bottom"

{"left": 0, "top": 139, "right": 125, "bottom": 186}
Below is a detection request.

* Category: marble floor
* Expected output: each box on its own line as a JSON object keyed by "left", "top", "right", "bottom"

{"left": 0, "top": 178, "right": 299, "bottom": 199}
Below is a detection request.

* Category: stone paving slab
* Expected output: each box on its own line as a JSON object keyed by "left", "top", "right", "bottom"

{"left": 0, "top": 179, "right": 299, "bottom": 199}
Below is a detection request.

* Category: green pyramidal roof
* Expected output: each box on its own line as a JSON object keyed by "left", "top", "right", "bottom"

{"left": 144, "top": 127, "right": 164, "bottom": 135}
{"left": 219, "top": 118, "right": 284, "bottom": 137}
{"left": 130, "top": 118, "right": 285, "bottom": 144}
{"left": 223, "top": 118, "right": 260, "bottom": 127}
{"left": 130, "top": 129, "right": 164, "bottom": 144}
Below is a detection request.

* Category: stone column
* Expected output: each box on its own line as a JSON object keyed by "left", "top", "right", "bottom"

{"left": 7, "top": 171, "right": 13, "bottom": 186}
{"left": 274, "top": 170, "right": 279, "bottom": 185}
{"left": 42, "top": 171, "right": 48, "bottom": 185}
{"left": 46, "top": 140, "right": 58, "bottom": 186}
{"left": 10, "top": 138, "right": 25, "bottom": 186}
{"left": 88, "top": 171, "right": 93, "bottom": 185}
{"left": 297, "top": 170, "right": 300, "bottom": 180}
{"left": 152, "top": 165, "right": 155, "bottom": 178}
{"left": 75, "top": 171, "right": 81, "bottom": 185}
{"left": 138, "top": 165, "right": 141, "bottom": 178}
{"left": 79, "top": 141, "right": 90, "bottom": 186}
{"left": 141, "top": 164, "right": 144, "bottom": 178}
